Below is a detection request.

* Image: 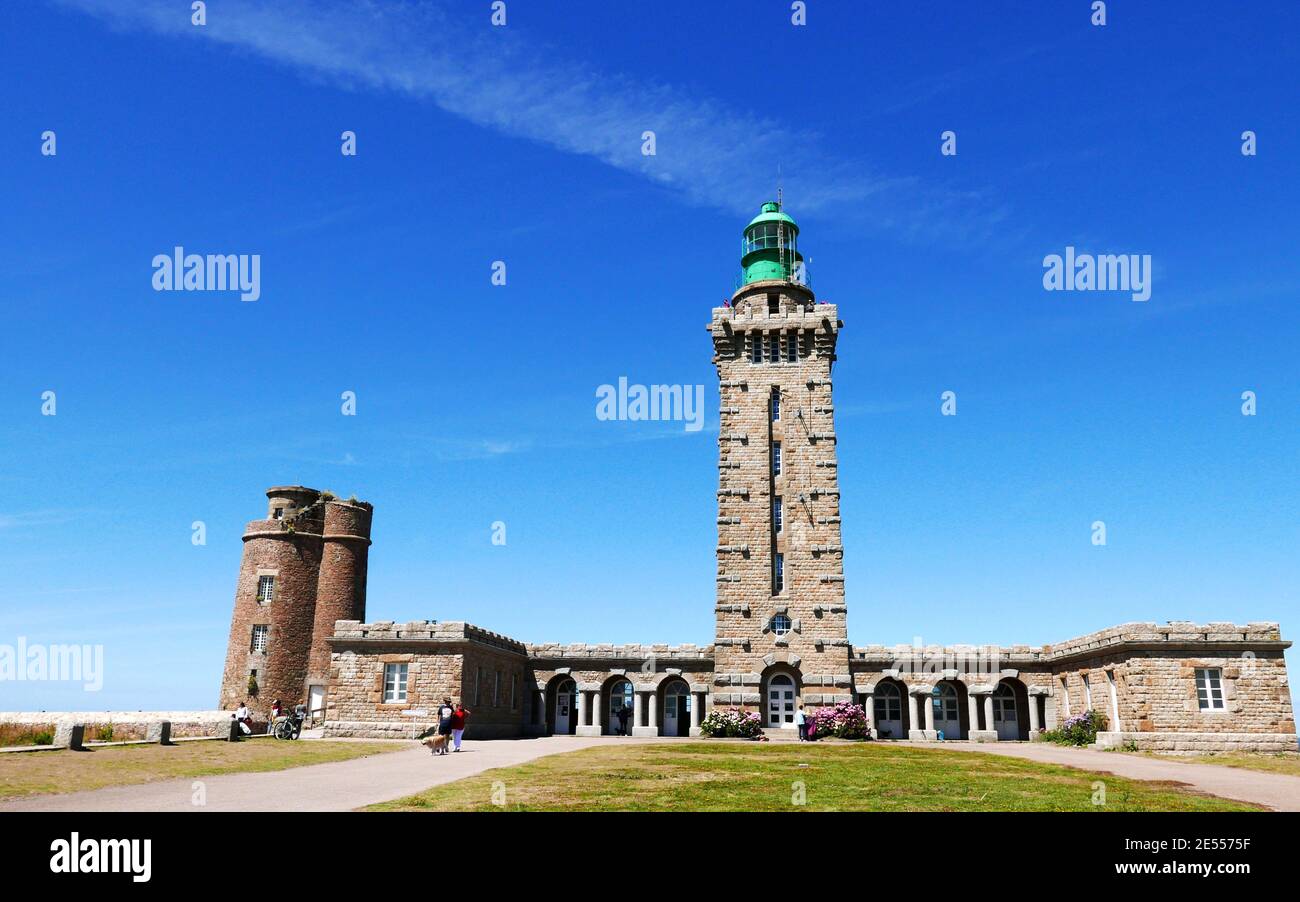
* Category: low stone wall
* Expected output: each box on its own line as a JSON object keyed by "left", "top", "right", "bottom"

{"left": 323, "top": 720, "right": 519, "bottom": 740}
{"left": 0, "top": 710, "right": 244, "bottom": 745}
{"left": 1093, "top": 731, "right": 1298, "bottom": 754}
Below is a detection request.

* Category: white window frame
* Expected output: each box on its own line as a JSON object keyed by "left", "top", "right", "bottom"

{"left": 772, "top": 442, "right": 782, "bottom": 476}
{"left": 256, "top": 575, "right": 275, "bottom": 604}
{"left": 770, "top": 613, "right": 792, "bottom": 636}
{"left": 773, "top": 497, "right": 783, "bottom": 534}
{"left": 771, "top": 392, "right": 780, "bottom": 421}
{"left": 250, "top": 624, "right": 269, "bottom": 653}
{"left": 383, "top": 663, "right": 408, "bottom": 704}
{"left": 1059, "top": 677, "right": 1071, "bottom": 717}
{"left": 774, "top": 552, "right": 785, "bottom": 594}
{"left": 1195, "top": 668, "right": 1226, "bottom": 711}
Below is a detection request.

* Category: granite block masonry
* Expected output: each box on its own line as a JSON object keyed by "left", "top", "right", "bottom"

{"left": 218, "top": 202, "right": 1294, "bottom": 752}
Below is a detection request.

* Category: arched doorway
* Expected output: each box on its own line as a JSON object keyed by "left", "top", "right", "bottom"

{"left": 765, "top": 672, "right": 798, "bottom": 728}
{"left": 992, "top": 681, "right": 1023, "bottom": 741}
{"left": 873, "top": 681, "right": 904, "bottom": 739}
{"left": 606, "top": 678, "right": 634, "bottom": 736}
{"left": 932, "top": 682, "right": 963, "bottom": 739}
{"left": 662, "top": 679, "right": 691, "bottom": 737}
{"left": 551, "top": 678, "right": 577, "bottom": 735}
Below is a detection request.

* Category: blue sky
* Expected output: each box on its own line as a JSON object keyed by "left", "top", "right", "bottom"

{"left": 1, "top": 0, "right": 1297, "bottom": 712}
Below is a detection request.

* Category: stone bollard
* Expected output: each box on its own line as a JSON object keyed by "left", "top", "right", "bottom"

{"left": 148, "top": 721, "right": 172, "bottom": 745}
{"left": 54, "top": 722, "right": 86, "bottom": 750}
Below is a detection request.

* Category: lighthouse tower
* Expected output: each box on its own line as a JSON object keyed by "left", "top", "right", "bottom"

{"left": 708, "top": 202, "right": 850, "bottom": 729}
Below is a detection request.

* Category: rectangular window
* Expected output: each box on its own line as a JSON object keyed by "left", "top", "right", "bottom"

{"left": 766, "top": 332, "right": 779, "bottom": 363}
{"left": 774, "top": 552, "right": 784, "bottom": 594}
{"left": 250, "top": 624, "right": 269, "bottom": 653}
{"left": 750, "top": 333, "right": 762, "bottom": 364}
{"left": 383, "top": 663, "right": 408, "bottom": 704}
{"left": 767, "top": 293, "right": 779, "bottom": 314}
{"left": 272, "top": 507, "right": 284, "bottom": 520}
{"left": 773, "top": 497, "right": 783, "bottom": 534}
{"left": 786, "top": 332, "right": 798, "bottom": 362}
{"left": 1059, "top": 677, "right": 1070, "bottom": 717}
{"left": 1195, "top": 668, "right": 1225, "bottom": 710}
{"left": 771, "top": 392, "right": 780, "bottom": 421}
{"left": 256, "top": 575, "right": 275, "bottom": 604}
{"left": 772, "top": 442, "right": 782, "bottom": 476}
{"left": 511, "top": 673, "right": 519, "bottom": 710}
{"left": 1082, "top": 674, "right": 1092, "bottom": 709}
{"left": 494, "top": 671, "right": 502, "bottom": 706}
{"left": 475, "top": 667, "right": 483, "bottom": 706}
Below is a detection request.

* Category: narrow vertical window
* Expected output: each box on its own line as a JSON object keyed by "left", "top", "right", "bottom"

{"left": 771, "top": 391, "right": 780, "bottom": 421}
{"left": 773, "top": 497, "right": 783, "bottom": 534}
{"left": 766, "top": 332, "right": 779, "bottom": 362}
{"left": 772, "top": 442, "right": 782, "bottom": 476}
{"left": 750, "top": 332, "right": 762, "bottom": 364}
{"left": 494, "top": 670, "right": 502, "bottom": 706}
{"left": 1082, "top": 674, "right": 1092, "bottom": 708}
{"left": 786, "top": 331, "right": 798, "bottom": 362}
{"left": 1059, "top": 677, "right": 1070, "bottom": 717}
{"left": 773, "top": 552, "right": 785, "bottom": 594}
{"left": 475, "top": 667, "right": 483, "bottom": 705}
{"left": 250, "top": 624, "right": 269, "bottom": 653}
{"left": 256, "top": 575, "right": 275, "bottom": 603}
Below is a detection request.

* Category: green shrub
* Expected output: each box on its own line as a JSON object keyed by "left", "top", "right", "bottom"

{"left": 1041, "top": 710, "right": 1108, "bottom": 746}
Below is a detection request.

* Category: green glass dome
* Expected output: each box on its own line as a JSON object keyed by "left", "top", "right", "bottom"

{"left": 740, "top": 201, "right": 804, "bottom": 286}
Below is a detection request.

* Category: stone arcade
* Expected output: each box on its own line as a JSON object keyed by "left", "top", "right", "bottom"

{"left": 219, "top": 203, "right": 1294, "bottom": 752}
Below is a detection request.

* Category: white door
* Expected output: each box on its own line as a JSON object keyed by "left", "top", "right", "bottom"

{"left": 307, "top": 685, "right": 325, "bottom": 721}
{"left": 766, "top": 674, "right": 796, "bottom": 728}
{"left": 555, "top": 687, "right": 573, "bottom": 733}
{"left": 933, "top": 684, "right": 961, "bottom": 739}
{"left": 663, "top": 684, "right": 689, "bottom": 736}
{"left": 993, "top": 685, "right": 1019, "bottom": 740}
{"left": 873, "top": 684, "right": 903, "bottom": 739}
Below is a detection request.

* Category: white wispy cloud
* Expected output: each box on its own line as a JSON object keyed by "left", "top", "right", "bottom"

{"left": 56, "top": 0, "right": 1002, "bottom": 236}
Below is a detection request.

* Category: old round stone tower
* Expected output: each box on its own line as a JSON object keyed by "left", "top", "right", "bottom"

{"left": 217, "top": 486, "right": 372, "bottom": 712}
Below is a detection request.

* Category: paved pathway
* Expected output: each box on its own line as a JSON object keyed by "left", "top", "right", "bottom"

{"left": 0, "top": 736, "right": 662, "bottom": 812}
{"left": 901, "top": 740, "right": 1300, "bottom": 811}
{"left": 5, "top": 735, "right": 1296, "bottom": 812}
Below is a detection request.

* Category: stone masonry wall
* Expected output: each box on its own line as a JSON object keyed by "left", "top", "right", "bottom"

{"left": 710, "top": 281, "right": 852, "bottom": 714}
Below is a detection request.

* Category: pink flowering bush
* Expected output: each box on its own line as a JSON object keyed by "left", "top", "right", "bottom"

{"left": 700, "top": 708, "right": 764, "bottom": 739}
{"left": 810, "top": 701, "right": 870, "bottom": 740}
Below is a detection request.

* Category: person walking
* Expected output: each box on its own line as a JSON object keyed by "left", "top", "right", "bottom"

{"left": 616, "top": 703, "right": 631, "bottom": 735}
{"left": 450, "top": 703, "right": 471, "bottom": 751}
{"left": 437, "top": 696, "right": 454, "bottom": 750}
{"left": 794, "top": 702, "right": 808, "bottom": 741}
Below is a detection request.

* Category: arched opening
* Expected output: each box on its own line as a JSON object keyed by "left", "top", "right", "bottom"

{"left": 606, "top": 678, "right": 634, "bottom": 736}
{"left": 763, "top": 671, "right": 799, "bottom": 729}
{"left": 993, "top": 678, "right": 1029, "bottom": 741}
{"left": 873, "top": 680, "right": 906, "bottom": 739}
{"left": 549, "top": 677, "right": 577, "bottom": 735}
{"left": 932, "top": 680, "right": 968, "bottom": 740}
{"left": 661, "top": 678, "right": 691, "bottom": 737}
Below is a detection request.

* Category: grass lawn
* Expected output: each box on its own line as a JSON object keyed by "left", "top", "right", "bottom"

{"left": 1140, "top": 750, "right": 1300, "bottom": 778}
{"left": 0, "top": 739, "right": 406, "bottom": 800}
{"left": 372, "top": 741, "right": 1260, "bottom": 812}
